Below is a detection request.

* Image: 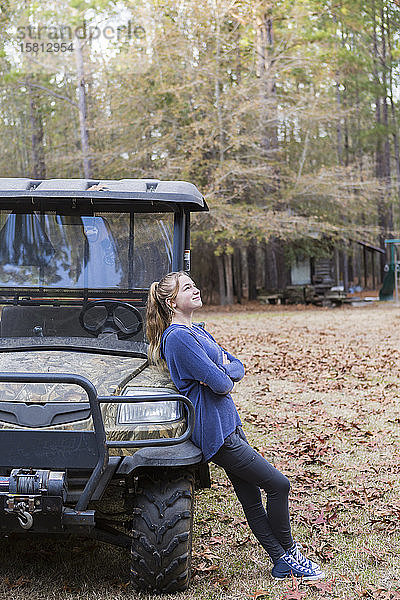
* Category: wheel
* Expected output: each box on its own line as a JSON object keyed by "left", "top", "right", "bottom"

{"left": 130, "top": 469, "right": 194, "bottom": 593}
{"left": 79, "top": 299, "right": 143, "bottom": 338}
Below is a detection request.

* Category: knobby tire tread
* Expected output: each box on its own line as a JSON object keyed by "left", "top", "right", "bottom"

{"left": 130, "top": 470, "right": 194, "bottom": 593}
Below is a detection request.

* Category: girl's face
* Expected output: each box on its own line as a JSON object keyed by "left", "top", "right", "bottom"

{"left": 172, "top": 274, "right": 202, "bottom": 314}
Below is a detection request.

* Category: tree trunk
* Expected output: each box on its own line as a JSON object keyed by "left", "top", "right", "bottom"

{"left": 256, "top": 9, "right": 279, "bottom": 197}
{"left": 212, "top": 0, "right": 224, "bottom": 164}
{"left": 269, "top": 240, "right": 279, "bottom": 289}
{"left": 75, "top": 35, "right": 91, "bottom": 179}
{"left": 233, "top": 246, "right": 242, "bottom": 303}
{"left": 380, "top": 5, "right": 392, "bottom": 230}
{"left": 224, "top": 254, "right": 234, "bottom": 305}
{"left": 386, "top": 10, "right": 400, "bottom": 204}
{"left": 352, "top": 244, "right": 361, "bottom": 287}
{"left": 363, "top": 245, "right": 368, "bottom": 288}
{"left": 342, "top": 246, "right": 349, "bottom": 292}
{"left": 262, "top": 240, "right": 269, "bottom": 290}
{"left": 372, "top": 251, "right": 376, "bottom": 290}
{"left": 27, "top": 79, "right": 46, "bottom": 179}
{"left": 234, "top": 16, "right": 242, "bottom": 85}
{"left": 336, "top": 81, "right": 343, "bottom": 166}
{"left": 241, "top": 247, "right": 249, "bottom": 300}
{"left": 381, "top": 5, "right": 391, "bottom": 195}
{"left": 274, "top": 240, "right": 289, "bottom": 289}
{"left": 334, "top": 247, "right": 340, "bottom": 286}
{"left": 216, "top": 254, "right": 226, "bottom": 305}
{"left": 372, "top": 0, "right": 392, "bottom": 276}
{"left": 247, "top": 239, "right": 258, "bottom": 301}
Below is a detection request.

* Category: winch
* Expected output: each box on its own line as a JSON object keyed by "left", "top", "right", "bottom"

{"left": 0, "top": 469, "right": 67, "bottom": 531}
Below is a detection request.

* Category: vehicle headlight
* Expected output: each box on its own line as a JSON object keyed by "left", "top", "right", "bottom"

{"left": 116, "top": 387, "right": 183, "bottom": 424}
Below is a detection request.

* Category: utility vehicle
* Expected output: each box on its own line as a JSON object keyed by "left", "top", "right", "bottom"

{"left": 0, "top": 177, "right": 210, "bottom": 593}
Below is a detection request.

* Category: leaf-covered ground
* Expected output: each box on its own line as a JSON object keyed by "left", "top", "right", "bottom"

{"left": 0, "top": 303, "right": 399, "bottom": 599}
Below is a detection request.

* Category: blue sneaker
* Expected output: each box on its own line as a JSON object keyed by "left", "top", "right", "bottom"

{"left": 287, "top": 542, "right": 322, "bottom": 573}
{"left": 271, "top": 552, "right": 325, "bottom": 580}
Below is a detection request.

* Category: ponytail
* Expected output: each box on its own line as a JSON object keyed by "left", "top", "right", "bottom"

{"left": 146, "top": 272, "right": 185, "bottom": 366}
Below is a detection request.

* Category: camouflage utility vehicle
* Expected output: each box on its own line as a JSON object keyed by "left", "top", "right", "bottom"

{"left": 0, "top": 178, "right": 210, "bottom": 593}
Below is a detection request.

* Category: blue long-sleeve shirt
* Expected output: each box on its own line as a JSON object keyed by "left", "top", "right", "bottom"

{"left": 161, "top": 323, "right": 244, "bottom": 461}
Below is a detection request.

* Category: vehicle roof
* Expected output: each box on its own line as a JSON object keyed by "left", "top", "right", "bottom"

{"left": 0, "top": 178, "right": 208, "bottom": 212}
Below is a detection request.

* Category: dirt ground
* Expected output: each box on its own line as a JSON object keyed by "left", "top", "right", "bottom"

{"left": 0, "top": 303, "right": 399, "bottom": 600}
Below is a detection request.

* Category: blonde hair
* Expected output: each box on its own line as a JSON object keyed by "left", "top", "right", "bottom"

{"left": 146, "top": 271, "right": 186, "bottom": 365}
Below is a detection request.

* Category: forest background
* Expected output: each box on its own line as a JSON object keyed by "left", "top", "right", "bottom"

{"left": 0, "top": 0, "right": 400, "bottom": 304}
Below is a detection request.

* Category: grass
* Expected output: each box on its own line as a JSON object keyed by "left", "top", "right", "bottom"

{"left": 0, "top": 303, "right": 399, "bottom": 599}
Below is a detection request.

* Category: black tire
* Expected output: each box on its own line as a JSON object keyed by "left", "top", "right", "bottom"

{"left": 130, "top": 469, "right": 194, "bottom": 594}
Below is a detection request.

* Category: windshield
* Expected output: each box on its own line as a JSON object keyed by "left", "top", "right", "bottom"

{"left": 0, "top": 211, "right": 173, "bottom": 291}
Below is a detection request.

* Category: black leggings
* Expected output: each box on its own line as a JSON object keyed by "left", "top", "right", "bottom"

{"left": 211, "top": 426, "right": 293, "bottom": 564}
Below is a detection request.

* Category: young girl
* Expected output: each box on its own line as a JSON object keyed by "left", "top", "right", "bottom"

{"left": 146, "top": 271, "right": 324, "bottom": 581}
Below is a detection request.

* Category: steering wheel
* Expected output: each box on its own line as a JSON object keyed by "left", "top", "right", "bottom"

{"left": 79, "top": 300, "right": 143, "bottom": 339}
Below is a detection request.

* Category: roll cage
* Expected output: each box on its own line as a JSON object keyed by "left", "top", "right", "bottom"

{"left": 0, "top": 178, "right": 207, "bottom": 302}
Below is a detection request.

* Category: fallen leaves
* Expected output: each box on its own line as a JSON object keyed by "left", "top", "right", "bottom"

{"left": 212, "top": 311, "right": 400, "bottom": 402}
{"left": 192, "top": 562, "right": 219, "bottom": 574}
{"left": 369, "top": 503, "right": 400, "bottom": 532}
{"left": 208, "top": 534, "right": 227, "bottom": 545}
{"left": 306, "top": 579, "right": 335, "bottom": 596}
{"left": 197, "top": 308, "right": 400, "bottom": 599}
{"left": 2, "top": 576, "right": 31, "bottom": 589}
{"left": 248, "top": 589, "right": 270, "bottom": 599}
{"left": 192, "top": 547, "right": 220, "bottom": 576}
{"left": 286, "top": 433, "right": 339, "bottom": 465}
{"left": 359, "top": 546, "right": 386, "bottom": 566}
{"left": 357, "top": 587, "right": 400, "bottom": 599}
{"left": 280, "top": 588, "right": 307, "bottom": 600}
{"left": 280, "top": 577, "right": 308, "bottom": 600}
